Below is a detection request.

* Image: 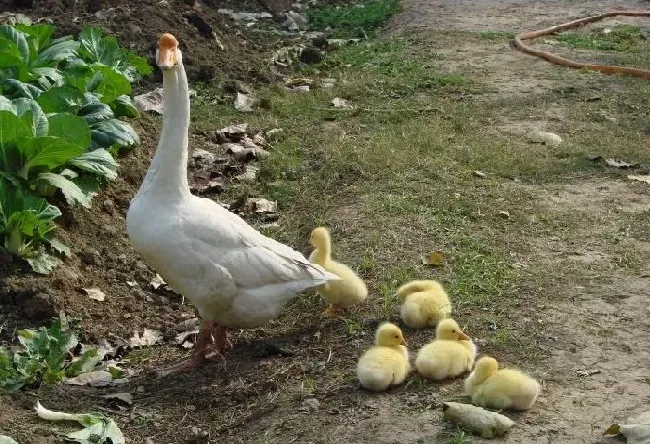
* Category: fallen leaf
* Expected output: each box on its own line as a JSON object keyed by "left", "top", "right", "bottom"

{"left": 473, "top": 170, "right": 486, "bottom": 178}
{"left": 235, "top": 147, "right": 270, "bottom": 162}
{"left": 576, "top": 369, "right": 601, "bottom": 377}
{"left": 192, "top": 177, "right": 226, "bottom": 195}
{"left": 332, "top": 97, "right": 352, "bottom": 109}
{"left": 217, "top": 123, "right": 248, "bottom": 139}
{"left": 528, "top": 131, "right": 562, "bottom": 147}
{"left": 66, "top": 370, "right": 113, "bottom": 387}
{"left": 442, "top": 402, "right": 515, "bottom": 438}
{"left": 83, "top": 288, "right": 105, "bottom": 302}
{"left": 605, "top": 158, "right": 639, "bottom": 168}
{"left": 234, "top": 92, "right": 255, "bottom": 112}
{"left": 498, "top": 210, "right": 510, "bottom": 219}
{"left": 422, "top": 252, "right": 445, "bottom": 267}
{"left": 150, "top": 274, "right": 166, "bottom": 290}
{"left": 126, "top": 280, "right": 138, "bottom": 288}
{"left": 192, "top": 148, "right": 216, "bottom": 163}
{"left": 174, "top": 317, "right": 200, "bottom": 332}
{"left": 66, "top": 418, "right": 125, "bottom": 444}
{"left": 247, "top": 198, "right": 278, "bottom": 213}
{"left": 129, "top": 329, "right": 163, "bottom": 348}
{"left": 603, "top": 411, "right": 650, "bottom": 444}
{"left": 235, "top": 165, "right": 260, "bottom": 182}
{"left": 293, "top": 85, "right": 310, "bottom": 93}
{"left": 174, "top": 329, "right": 199, "bottom": 346}
{"left": 134, "top": 88, "right": 164, "bottom": 114}
{"left": 627, "top": 174, "right": 650, "bottom": 184}
{"left": 103, "top": 393, "right": 133, "bottom": 406}
{"left": 252, "top": 133, "right": 266, "bottom": 146}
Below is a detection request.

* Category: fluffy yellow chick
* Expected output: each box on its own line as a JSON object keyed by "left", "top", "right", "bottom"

{"left": 396, "top": 280, "right": 452, "bottom": 329}
{"left": 415, "top": 318, "right": 476, "bottom": 380}
{"left": 464, "top": 356, "right": 540, "bottom": 411}
{"left": 308, "top": 227, "right": 368, "bottom": 316}
{"left": 357, "top": 322, "right": 410, "bottom": 392}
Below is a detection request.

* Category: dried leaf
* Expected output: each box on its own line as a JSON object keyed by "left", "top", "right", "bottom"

{"left": 498, "top": 210, "right": 510, "bottom": 218}
{"left": 174, "top": 317, "right": 200, "bottom": 332}
{"left": 247, "top": 198, "right": 278, "bottom": 213}
{"left": 528, "top": 131, "right": 562, "bottom": 147}
{"left": 576, "top": 369, "right": 601, "bottom": 377}
{"left": 217, "top": 123, "right": 248, "bottom": 138}
{"left": 134, "top": 88, "right": 164, "bottom": 114}
{"left": 603, "top": 411, "right": 650, "bottom": 444}
{"left": 126, "top": 280, "right": 138, "bottom": 288}
{"left": 235, "top": 147, "right": 270, "bottom": 162}
{"left": 627, "top": 175, "right": 650, "bottom": 184}
{"left": 422, "top": 251, "right": 445, "bottom": 267}
{"left": 293, "top": 85, "right": 310, "bottom": 93}
{"left": 103, "top": 392, "right": 133, "bottom": 405}
{"left": 473, "top": 170, "right": 486, "bottom": 178}
{"left": 150, "top": 274, "right": 166, "bottom": 290}
{"left": 252, "top": 133, "right": 266, "bottom": 146}
{"left": 66, "top": 370, "right": 113, "bottom": 387}
{"left": 129, "top": 329, "right": 163, "bottom": 348}
{"left": 235, "top": 165, "right": 259, "bottom": 182}
{"left": 442, "top": 402, "right": 515, "bottom": 438}
{"left": 192, "top": 177, "right": 226, "bottom": 195}
{"left": 234, "top": 93, "right": 255, "bottom": 112}
{"left": 83, "top": 288, "right": 105, "bottom": 302}
{"left": 332, "top": 97, "right": 352, "bottom": 109}
{"left": 174, "top": 329, "right": 199, "bottom": 346}
{"left": 192, "top": 148, "right": 216, "bottom": 163}
{"left": 605, "top": 158, "right": 639, "bottom": 168}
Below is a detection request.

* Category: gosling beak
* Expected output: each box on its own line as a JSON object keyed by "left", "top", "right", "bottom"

{"left": 157, "top": 33, "right": 179, "bottom": 70}
{"left": 458, "top": 330, "right": 470, "bottom": 341}
{"left": 400, "top": 337, "right": 407, "bottom": 346}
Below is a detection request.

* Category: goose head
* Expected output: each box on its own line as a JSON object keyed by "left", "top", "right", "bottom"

{"left": 375, "top": 322, "right": 407, "bottom": 347}
{"left": 156, "top": 33, "right": 182, "bottom": 70}
{"left": 435, "top": 318, "right": 470, "bottom": 341}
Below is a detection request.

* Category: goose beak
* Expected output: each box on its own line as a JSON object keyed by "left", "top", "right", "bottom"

{"left": 400, "top": 337, "right": 407, "bottom": 346}
{"left": 458, "top": 330, "right": 470, "bottom": 341}
{"left": 157, "top": 33, "right": 179, "bottom": 70}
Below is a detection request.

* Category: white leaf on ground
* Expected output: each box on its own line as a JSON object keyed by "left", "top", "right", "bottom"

{"left": 83, "top": 288, "right": 105, "bottom": 302}
{"left": 627, "top": 175, "right": 650, "bottom": 184}
{"left": 49, "top": 238, "right": 71, "bottom": 257}
{"left": 134, "top": 88, "right": 164, "bottom": 114}
{"left": 332, "top": 97, "right": 352, "bottom": 109}
{"left": 604, "top": 411, "right": 650, "bottom": 444}
{"left": 103, "top": 392, "right": 133, "bottom": 405}
{"left": 605, "top": 158, "right": 639, "bottom": 168}
{"left": 576, "top": 368, "right": 601, "bottom": 377}
{"left": 129, "top": 329, "right": 163, "bottom": 348}
{"left": 473, "top": 170, "right": 486, "bottom": 178}
{"left": 235, "top": 147, "right": 270, "bottom": 162}
{"left": 174, "top": 329, "right": 199, "bottom": 346}
{"left": 528, "top": 131, "right": 562, "bottom": 147}
{"left": 236, "top": 165, "right": 260, "bottom": 182}
{"left": 234, "top": 92, "right": 255, "bottom": 112}
{"left": 66, "top": 370, "right": 113, "bottom": 387}
{"left": 35, "top": 401, "right": 86, "bottom": 422}
{"left": 442, "top": 402, "right": 515, "bottom": 438}
{"left": 150, "top": 274, "right": 166, "bottom": 290}
{"left": 247, "top": 198, "right": 278, "bottom": 213}
{"left": 218, "top": 123, "right": 248, "bottom": 138}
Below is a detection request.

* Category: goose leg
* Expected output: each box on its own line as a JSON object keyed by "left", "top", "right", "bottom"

{"left": 322, "top": 304, "right": 343, "bottom": 317}
{"left": 156, "top": 320, "right": 217, "bottom": 378}
{"left": 204, "top": 323, "right": 232, "bottom": 359}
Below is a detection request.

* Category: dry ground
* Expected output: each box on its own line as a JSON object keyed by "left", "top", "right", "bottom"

{"left": 2, "top": 1, "right": 650, "bottom": 443}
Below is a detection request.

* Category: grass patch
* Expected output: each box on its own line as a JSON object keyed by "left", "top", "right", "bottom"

{"left": 555, "top": 25, "right": 649, "bottom": 52}
{"left": 477, "top": 31, "right": 516, "bottom": 40}
{"left": 308, "top": 0, "right": 402, "bottom": 37}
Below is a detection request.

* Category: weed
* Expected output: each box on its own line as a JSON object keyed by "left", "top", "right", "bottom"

{"left": 308, "top": 0, "right": 402, "bottom": 38}
{"left": 555, "top": 25, "right": 648, "bottom": 52}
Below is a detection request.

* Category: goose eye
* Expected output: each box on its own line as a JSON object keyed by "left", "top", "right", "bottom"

{"left": 394, "top": 335, "right": 399, "bottom": 338}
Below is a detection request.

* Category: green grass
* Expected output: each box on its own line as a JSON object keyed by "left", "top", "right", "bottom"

{"left": 555, "top": 25, "right": 649, "bottom": 52}
{"left": 308, "top": 0, "right": 402, "bottom": 38}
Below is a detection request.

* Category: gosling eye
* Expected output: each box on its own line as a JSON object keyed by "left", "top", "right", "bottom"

{"left": 394, "top": 335, "right": 399, "bottom": 339}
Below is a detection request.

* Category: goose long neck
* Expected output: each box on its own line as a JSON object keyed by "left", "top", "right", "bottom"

{"left": 139, "top": 65, "right": 191, "bottom": 200}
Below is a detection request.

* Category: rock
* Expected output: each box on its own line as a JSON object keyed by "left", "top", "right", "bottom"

{"left": 300, "top": 47, "right": 323, "bottom": 64}
{"left": 234, "top": 92, "right": 256, "bottom": 112}
{"left": 80, "top": 249, "right": 101, "bottom": 265}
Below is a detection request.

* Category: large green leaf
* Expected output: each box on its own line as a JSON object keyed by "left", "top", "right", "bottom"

{"left": 0, "top": 37, "right": 23, "bottom": 68}
{"left": 1, "top": 79, "right": 42, "bottom": 100}
{"left": 26, "top": 249, "right": 62, "bottom": 274}
{"left": 47, "top": 114, "right": 91, "bottom": 149}
{"left": 77, "top": 102, "right": 113, "bottom": 124}
{"left": 15, "top": 23, "right": 55, "bottom": 55}
{"left": 12, "top": 98, "right": 48, "bottom": 137}
{"left": 90, "top": 66, "right": 130, "bottom": 104}
{"left": 32, "top": 67, "right": 64, "bottom": 85}
{"left": 0, "top": 97, "right": 13, "bottom": 112}
{"left": 37, "top": 172, "right": 94, "bottom": 208}
{"left": 90, "top": 118, "right": 139, "bottom": 150}
{"left": 36, "top": 37, "right": 79, "bottom": 65}
{"left": 0, "top": 25, "right": 30, "bottom": 61}
{"left": 68, "top": 148, "right": 117, "bottom": 180}
{"left": 18, "top": 136, "right": 85, "bottom": 176}
{"left": 36, "top": 86, "right": 85, "bottom": 113}
{"left": 0, "top": 110, "right": 31, "bottom": 148}
{"left": 112, "top": 94, "right": 138, "bottom": 118}
{"left": 78, "top": 26, "right": 111, "bottom": 64}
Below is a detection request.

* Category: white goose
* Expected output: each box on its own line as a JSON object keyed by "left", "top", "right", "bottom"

{"left": 126, "top": 33, "right": 339, "bottom": 375}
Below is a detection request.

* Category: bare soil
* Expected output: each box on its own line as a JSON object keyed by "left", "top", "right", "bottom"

{"left": 2, "top": 0, "right": 650, "bottom": 443}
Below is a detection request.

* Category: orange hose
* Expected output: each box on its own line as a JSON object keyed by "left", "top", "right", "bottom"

{"left": 512, "top": 11, "right": 650, "bottom": 79}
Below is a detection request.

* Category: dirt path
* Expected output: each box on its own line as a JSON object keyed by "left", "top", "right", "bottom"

{"left": 388, "top": 1, "right": 650, "bottom": 443}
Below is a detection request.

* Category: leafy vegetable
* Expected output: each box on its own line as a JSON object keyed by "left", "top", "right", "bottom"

{"left": 35, "top": 401, "right": 125, "bottom": 444}
{"left": 0, "top": 317, "right": 99, "bottom": 391}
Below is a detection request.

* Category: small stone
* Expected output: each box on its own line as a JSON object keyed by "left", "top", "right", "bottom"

{"left": 299, "top": 47, "right": 323, "bottom": 64}
{"left": 301, "top": 398, "right": 320, "bottom": 412}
